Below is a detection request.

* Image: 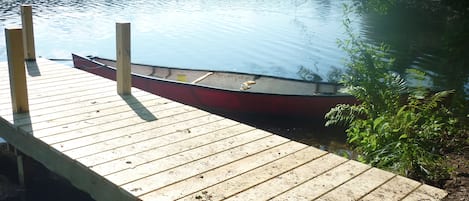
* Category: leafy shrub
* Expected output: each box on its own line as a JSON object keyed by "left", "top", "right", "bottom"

{"left": 326, "top": 5, "right": 458, "bottom": 184}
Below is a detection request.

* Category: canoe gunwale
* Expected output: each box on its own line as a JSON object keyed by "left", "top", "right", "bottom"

{"left": 73, "top": 54, "right": 349, "bottom": 98}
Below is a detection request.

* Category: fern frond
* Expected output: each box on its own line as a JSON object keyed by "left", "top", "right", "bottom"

{"left": 423, "top": 89, "right": 455, "bottom": 111}
{"left": 325, "top": 104, "right": 366, "bottom": 127}
{"left": 389, "top": 72, "right": 407, "bottom": 93}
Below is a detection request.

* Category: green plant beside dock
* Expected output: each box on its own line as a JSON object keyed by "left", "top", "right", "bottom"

{"left": 325, "top": 5, "right": 468, "bottom": 186}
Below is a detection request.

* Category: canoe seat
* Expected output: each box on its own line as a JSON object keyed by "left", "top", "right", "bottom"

{"left": 240, "top": 80, "right": 256, "bottom": 91}
{"left": 191, "top": 72, "right": 214, "bottom": 84}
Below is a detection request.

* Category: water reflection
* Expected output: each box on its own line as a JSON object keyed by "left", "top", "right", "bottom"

{"left": 361, "top": 5, "right": 469, "bottom": 113}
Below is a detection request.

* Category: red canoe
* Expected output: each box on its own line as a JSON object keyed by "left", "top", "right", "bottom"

{"left": 72, "top": 54, "right": 356, "bottom": 120}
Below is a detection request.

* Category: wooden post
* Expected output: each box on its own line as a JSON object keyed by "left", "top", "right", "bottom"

{"left": 14, "top": 148, "right": 29, "bottom": 201}
{"left": 21, "top": 5, "right": 36, "bottom": 61}
{"left": 5, "top": 27, "right": 29, "bottom": 113}
{"left": 116, "top": 22, "right": 131, "bottom": 95}
{"left": 17, "top": 154, "right": 26, "bottom": 186}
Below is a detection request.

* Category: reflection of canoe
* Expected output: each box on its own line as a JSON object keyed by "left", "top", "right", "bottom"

{"left": 72, "top": 54, "right": 356, "bottom": 119}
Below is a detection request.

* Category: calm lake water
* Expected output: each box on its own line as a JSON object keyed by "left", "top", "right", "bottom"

{"left": 0, "top": 0, "right": 468, "bottom": 199}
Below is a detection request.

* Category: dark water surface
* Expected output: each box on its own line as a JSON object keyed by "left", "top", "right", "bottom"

{"left": 0, "top": 1, "right": 468, "bottom": 200}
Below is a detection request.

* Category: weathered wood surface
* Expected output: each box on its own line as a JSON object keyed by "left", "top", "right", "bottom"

{"left": 0, "top": 59, "right": 448, "bottom": 201}
{"left": 116, "top": 22, "right": 131, "bottom": 95}
{"left": 21, "top": 5, "right": 36, "bottom": 61}
{"left": 5, "top": 27, "right": 29, "bottom": 113}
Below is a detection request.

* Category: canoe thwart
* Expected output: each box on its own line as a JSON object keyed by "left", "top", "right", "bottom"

{"left": 191, "top": 72, "right": 214, "bottom": 84}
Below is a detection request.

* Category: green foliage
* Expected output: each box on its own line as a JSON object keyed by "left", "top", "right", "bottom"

{"left": 345, "top": 89, "right": 457, "bottom": 182}
{"left": 325, "top": 104, "right": 366, "bottom": 127}
{"left": 326, "top": 5, "right": 459, "bottom": 184}
{"left": 354, "top": 0, "right": 469, "bottom": 16}
{"left": 353, "top": 0, "right": 397, "bottom": 14}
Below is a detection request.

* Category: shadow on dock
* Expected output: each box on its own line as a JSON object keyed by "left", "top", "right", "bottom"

{"left": 25, "top": 61, "right": 41, "bottom": 77}
{"left": 120, "top": 94, "right": 157, "bottom": 122}
{"left": 13, "top": 112, "right": 32, "bottom": 135}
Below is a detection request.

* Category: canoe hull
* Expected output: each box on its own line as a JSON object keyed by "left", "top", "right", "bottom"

{"left": 72, "top": 54, "right": 356, "bottom": 120}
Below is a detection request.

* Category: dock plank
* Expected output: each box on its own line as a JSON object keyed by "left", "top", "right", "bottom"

{"left": 0, "top": 82, "right": 132, "bottom": 110}
{"left": 360, "top": 175, "right": 421, "bottom": 201}
{"left": 14, "top": 94, "right": 162, "bottom": 131}
{"left": 81, "top": 119, "right": 246, "bottom": 171}
{"left": 224, "top": 153, "right": 348, "bottom": 201}
{"left": 60, "top": 110, "right": 207, "bottom": 158}
{"left": 179, "top": 147, "right": 328, "bottom": 201}
{"left": 85, "top": 118, "right": 238, "bottom": 173}
{"left": 140, "top": 141, "right": 308, "bottom": 201}
{"left": 317, "top": 167, "right": 395, "bottom": 201}
{"left": 37, "top": 105, "right": 197, "bottom": 143}
{"left": 271, "top": 159, "right": 371, "bottom": 201}
{"left": 401, "top": 184, "right": 448, "bottom": 201}
{"left": 1, "top": 74, "right": 108, "bottom": 92}
{"left": 103, "top": 127, "right": 266, "bottom": 185}
{"left": 56, "top": 114, "right": 225, "bottom": 153}
{"left": 121, "top": 133, "right": 288, "bottom": 197}
{"left": 1, "top": 90, "right": 153, "bottom": 125}
{"left": 0, "top": 77, "right": 117, "bottom": 104}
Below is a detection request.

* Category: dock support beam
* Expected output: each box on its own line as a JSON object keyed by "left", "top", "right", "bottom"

{"left": 5, "top": 27, "right": 29, "bottom": 113}
{"left": 21, "top": 5, "right": 36, "bottom": 61}
{"left": 16, "top": 151, "right": 26, "bottom": 187}
{"left": 116, "top": 22, "right": 131, "bottom": 95}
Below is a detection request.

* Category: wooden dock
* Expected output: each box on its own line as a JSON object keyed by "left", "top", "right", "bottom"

{"left": 0, "top": 59, "right": 448, "bottom": 201}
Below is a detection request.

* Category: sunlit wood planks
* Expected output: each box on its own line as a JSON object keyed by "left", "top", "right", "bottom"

{"left": 0, "top": 59, "right": 447, "bottom": 201}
